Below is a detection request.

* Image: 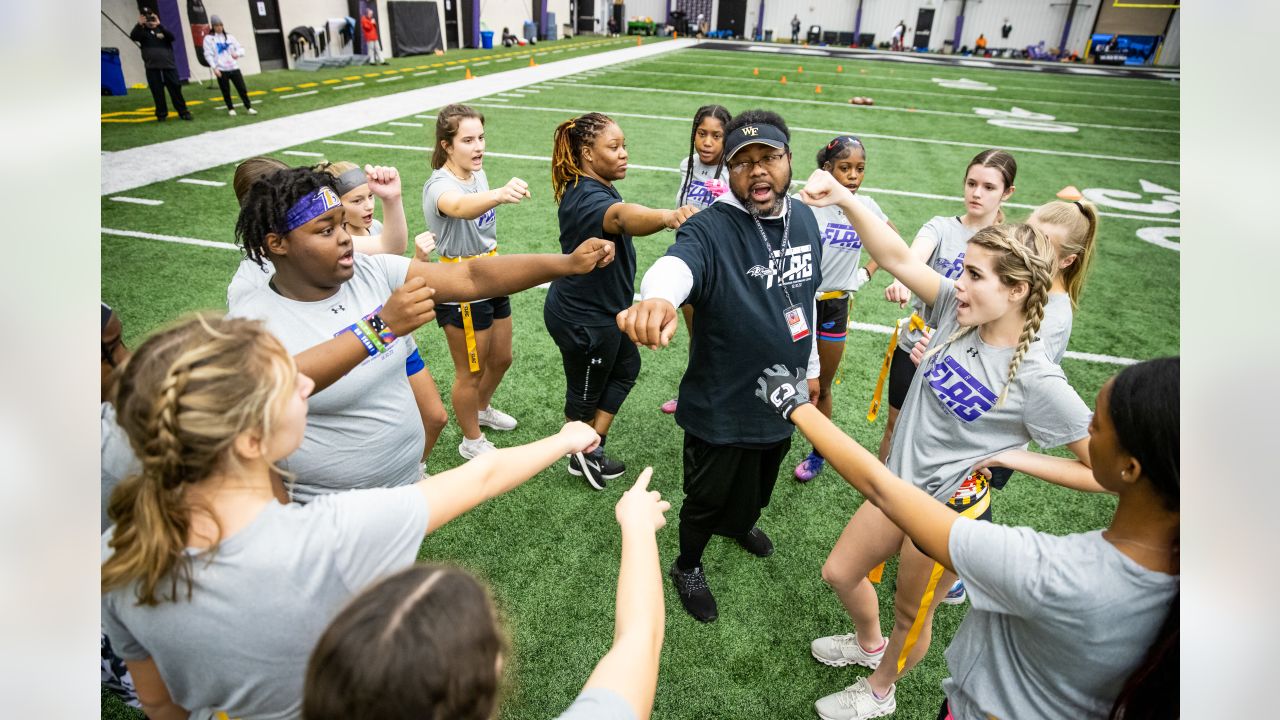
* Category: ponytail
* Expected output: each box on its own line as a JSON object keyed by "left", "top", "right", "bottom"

{"left": 1031, "top": 199, "right": 1099, "bottom": 308}
{"left": 551, "top": 113, "right": 613, "bottom": 204}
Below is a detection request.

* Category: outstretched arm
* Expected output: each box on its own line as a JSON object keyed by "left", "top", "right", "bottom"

{"left": 406, "top": 239, "right": 614, "bottom": 303}
{"left": 800, "top": 170, "right": 941, "bottom": 306}
{"left": 579, "top": 468, "right": 670, "bottom": 720}
{"left": 603, "top": 203, "right": 697, "bottom": 237}
{"left": 434, "top": 176, "right": 530, "bottom": 220}
{"left": 352, "top": 165, "right": 408, "bottom": 255}
{"left": 416, "top": 422, "right": 600, "bottom": 531}
{"left": 979, "top": 437, "right": 1102, "bottom": 493}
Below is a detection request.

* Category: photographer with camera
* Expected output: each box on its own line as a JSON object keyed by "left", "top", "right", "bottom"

{"left": 129, "top": 7, "right": 192, "bottom": 122}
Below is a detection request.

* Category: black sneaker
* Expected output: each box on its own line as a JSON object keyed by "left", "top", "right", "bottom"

{"left": 567, "top": 453, "right": 606, "bottom": 491}
{"left": 669, "top": 562, "right": 718, "bottom": 622}
{"left": 596, "top": 451, "right": 625, "bottom": 480}
{"left": 179, "top": 112, "right": 193, "bottom": 121}
{"left": 736, "top": 526, "right": 774, "bottom": 557}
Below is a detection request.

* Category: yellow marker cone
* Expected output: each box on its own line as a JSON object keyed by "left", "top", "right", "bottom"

{"left": 753, "top": 67, "right": 759, "bottom": 75}
{"left": 1057, "top": 185, "right": 1083, "bottom": 201}
{"left": 815, "top": 85, "right": 822, "bottom": 93}
{"left": 837, "top": 65, "right": 843, "bottom": 72}
{"left": 780, "top": 75, "right": 787, "bottom": 84}
{"left": 637, "top": 36, "right": 643, "bottom": 46}
{"left": 464, "top": 67, "right": 473, "bottom": 79}
{"left": 673, "top": 31, "right": 678, "bottom": 38}
{"left": 798, "top": 65, "right": 804, "bottom": 73}
{"left": 529, "top": 56, "right": 537, "bottom": 66}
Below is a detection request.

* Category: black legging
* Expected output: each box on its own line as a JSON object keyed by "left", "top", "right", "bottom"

{"left": 216, "top": 69, "right": 251, "bottom": 110}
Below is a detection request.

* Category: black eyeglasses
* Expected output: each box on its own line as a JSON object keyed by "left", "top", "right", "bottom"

{"left": 728, "top": 152, "right": 787, "bottom": 174}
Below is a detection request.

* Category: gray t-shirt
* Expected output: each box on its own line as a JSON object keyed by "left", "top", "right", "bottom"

{"left": 944, "top": 518, "right": 1177, "bottom": 720}
{"left": 887, "top": 278, "right": 1092, "bottom": 500}
{"left": 898, "top": 215, "right": 976, "bottom": 352}
{"left": 101, "top": 485, "right": 429, "bottom": 720}
{"left": 1039, "top": 292, "right": 1074, "bottom": 364}
{"left": 422, "top": 167, "right": 499, "bottom": 259}
{"left": 554, "top": 687, "right": 637, "bottom": 720}
{"left": 806, "top": 194, "right": 888, "bottom": 294}
{"left": 675, "top": 154, "right": 725, "bottom": 210}
{"left": 101, "top": 402, "right": 141, "bottom": 532}
{"left": 227, "top": 253, "right": 423, "bottom": 502}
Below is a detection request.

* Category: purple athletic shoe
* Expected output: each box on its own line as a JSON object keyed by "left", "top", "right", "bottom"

{"left": 794, "top": 451, "right": 824, "bottom": 483}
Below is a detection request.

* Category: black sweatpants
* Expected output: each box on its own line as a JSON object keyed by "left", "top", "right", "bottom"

{"left": 216, "top": 69, "right": 251, "bottom": 110}
{"left": 145, "top": 68, "right": 188, "bottom": 119}
{"left": 544, "top": 308, "right": 640, "bottom": 421}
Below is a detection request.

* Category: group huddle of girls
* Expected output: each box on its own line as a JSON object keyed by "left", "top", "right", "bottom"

{"left": 100, "top": 101, "right": 1178, "bottom": 720}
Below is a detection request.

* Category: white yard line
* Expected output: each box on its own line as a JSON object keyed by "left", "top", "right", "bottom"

{"left": 357, "top": 129, "right": 394, "bottom": 136}
{"left": 280, "top": 90, "right": 320, "bottom": 99}
{"left": 412, "top": 70, "right": 438, "bottom": 77}
{"left": 375, "top": 75, "right": 404, "bottom": 83}
{"left": 332, "top": 82, "right": 366, "bottom": 90}
{"left": 101, "top": 227, "right": 236, "bottom": 250}
{"left": 388, "top": 121, "right": 422, "bottom": 127}
{"left": 176, "top": 178, "right": 225, "bottom": 187}
{"left": 109, "top": 196, "right": 163, "bottom": 205}
{"left": 282, "top": 150, "right": 324, "bottom": 157}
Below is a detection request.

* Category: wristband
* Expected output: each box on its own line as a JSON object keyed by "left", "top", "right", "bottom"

{"left": 345, "top": 324, "right": 378, "bottom": 356}
{"left": 364, "top": 309, "right": 397, "bottom": 346}
{"left": 355, "top": 319, "right": 386, "bottom": 354}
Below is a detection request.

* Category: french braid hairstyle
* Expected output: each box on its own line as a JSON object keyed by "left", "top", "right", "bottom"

{"left": 432, "top": 104, "right": 485, "bottom": 170}
{"left": 303, "top": 564, "right": 508, "bottom": 720}
{"left": 234, "top": 166, "right": 336, "bottom": 269}
{"left": 551, "top": 112, "right": 614, "bottom": 204}
{"left": 923, "top": 223, "right": 1055, "bottom": 406}
{"left": 101, "top": 315, "right": 297, "bottom": 605}
{"left": 815, "top": 134, "right": 865, "bottom": 170}
{"left": 1029, "top": 199, "right": 1099, "bottom": 308}
{"left": 232, "top": 156, "right": 288, "bottom": 207}
{"left": 966, "top": 149, "right": 1017, "bottom": 224}
{"left": 677, "top": 104, "right": 731, "bottom": 206}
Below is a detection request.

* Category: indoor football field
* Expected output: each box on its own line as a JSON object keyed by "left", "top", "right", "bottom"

{"left": 101, "top": 38, "right": 1179, "bottom": 720}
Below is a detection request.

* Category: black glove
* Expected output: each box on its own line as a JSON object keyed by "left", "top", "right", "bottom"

{"left": 755, "top": 364, "right": 808, "bottom": 421}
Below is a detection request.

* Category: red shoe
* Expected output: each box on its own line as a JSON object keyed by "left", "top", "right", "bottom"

{"left": 661, "top": 399, "right": 678, "bottom": 414}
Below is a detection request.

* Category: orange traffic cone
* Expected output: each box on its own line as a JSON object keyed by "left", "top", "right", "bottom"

{"left": 815, "top": 85, "right": 822, "bottom": 93}
{"left": 637, "top": 36, "right": 643, "bottom": 46}
{"left": 673, "top": 31, "right": 678, "bottom": 39}
{"left": 464, "top": 67, "right": 473, "bottom": 79}
{"left": 780, "top": 75, "right": 787, "bottom": 84}
{"left": 1057, "top": 185, "right": 1083, "bottom": 201}
{"left": 753, "top": 67, "right": 759, "bottom": 75}
{"left": 798, "top": 65, "right": 804, "bottom": 73}
{"left": 529, "top": 56, "right": 537, "bottom": 67}
{"left": 837, "top": 65, "right": 843, "bottom": 72}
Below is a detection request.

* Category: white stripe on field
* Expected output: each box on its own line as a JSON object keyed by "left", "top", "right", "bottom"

{"left": 388, "top": 121, "right": 422, "bottom": 127}
{"left": 280, "top": 90, "right": 319, "bottom": 99}
{"left": 283, "top": 150, "right": 324, "bottom": 157}
{"left": 176, "top": 178, "right": 225, "bottom": 187}
{"left": 375, "top": 75, "right": 404, "bottom": 83}
{"left": 412, "top": 70, "right": 438, "bottom": 77}
{"left": 332, "top": 82, "right": 365, "bottom": 90}
{"left": 100, "top": 221, "right": 1144, "bottom": 367}
{"left": 322, "top": 136, "right": 1179, "bottom": 224}
{"left": 473, "top": 61, "right": 491, "bottom": 66}
{"left": 109, "top": 196, "right": 163, "bottom": 205}
{"left": 357, "top": 130, "right": 394, "bottom": 136}
{"left": 497, "top": 58, "right": 513, "bottom": 63}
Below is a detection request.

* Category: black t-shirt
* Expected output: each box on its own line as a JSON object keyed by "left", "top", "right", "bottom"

{"left": 545, "top": 177, "right": 637, "bottom": 327}
{"left": 667, "top": 199, "right": 823, "bottom": 445}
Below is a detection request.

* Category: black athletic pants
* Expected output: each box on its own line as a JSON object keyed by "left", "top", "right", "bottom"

{"left": 544, "top": 308, "right": 640, "bottom": 421}
{"left": 675, "top": 432, "right": 790, "bottom": 569}
{"left": 145, "top": 68, "right": 188, "bottom": 120}
{"left": 216, "top": 69, "right": 251, "bottom": 110}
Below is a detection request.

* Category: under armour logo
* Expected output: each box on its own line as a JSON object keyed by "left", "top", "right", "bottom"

{"left": 330, "top": 304, "right": 346, "bottom": 314}
{"left": 967, "top": 347, "right": 979, "bottom": 358}
{"left": 741, "top": 126, "right": 760, "bottom": 137}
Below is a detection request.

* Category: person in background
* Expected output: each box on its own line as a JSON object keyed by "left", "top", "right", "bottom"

{"left": 202, "top": 15, "right": 256, "bottom": 117}
{"left": 791, "top": 15, "right": 802, "bottom": 43}
{"left": 361, "top": 8, "right": 389, "bottom": 65}
{"left": 130, "top": 7, "right": 191, "bottom": 122}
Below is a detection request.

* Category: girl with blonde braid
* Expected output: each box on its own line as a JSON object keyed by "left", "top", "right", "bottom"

{"left": 793, "top": 169, "right": 1099, "bottom": 720}
{"left": 100, "top": 315, "right": 601, "bottom": 720}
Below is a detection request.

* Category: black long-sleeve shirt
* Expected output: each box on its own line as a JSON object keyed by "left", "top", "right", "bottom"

{"left": 130, "top": 22, "right": 179, "bottom": 70}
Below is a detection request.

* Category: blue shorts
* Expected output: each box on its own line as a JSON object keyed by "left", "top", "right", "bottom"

{"left": 405, "top": 347, "right": 425, "bottom": 376}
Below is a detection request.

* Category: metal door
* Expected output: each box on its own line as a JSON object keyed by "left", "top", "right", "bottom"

{"left": 248, "top": 0, "right": 286, "bottom": 69}
{"left": 715, "top": 0, "right": 746, "bottom": 38}
{"left": 912, "top": 7, "right": 934, "bottom": 50}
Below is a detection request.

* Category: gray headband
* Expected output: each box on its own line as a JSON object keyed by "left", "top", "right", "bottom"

{"left": 334, "top": 168, "right": 369, "bottom": 197}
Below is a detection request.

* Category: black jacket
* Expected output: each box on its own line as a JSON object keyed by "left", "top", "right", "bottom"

{"left": 130, "top": 22, "right": 179, "bottom": 70}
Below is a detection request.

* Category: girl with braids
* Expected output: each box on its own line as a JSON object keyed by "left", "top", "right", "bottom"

{"left": 757, "top": 356, "right": 1178, "bottom": 720}
{"left": 872, "top": 149, "right": 1017, "bottom": 465}
{"left": 544, "top": 112, "right": 697, "bottom": 490}
{"left": 229, "top": 167, "right": 614, "bottom": 502}
{"left": 303, "top": 468, "right": 671, "bottom": 720}
{"left": 794, "top": 135, "right": 898, "bottom": 482}
{"left": 790, "top": 169, "right": 1098, "bottom": 720}
{"left": 660, "top": 104, "right": 732, "bottom": 415}
{"left": 100, "top": 314, "right": 602, "bottom": 720}
{"left": 422, "top": 104, "right": 528, "bottom": 460}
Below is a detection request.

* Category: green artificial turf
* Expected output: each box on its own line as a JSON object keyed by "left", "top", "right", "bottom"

{"left": 101, "top": 45, "right": 1178, "bottom": 720}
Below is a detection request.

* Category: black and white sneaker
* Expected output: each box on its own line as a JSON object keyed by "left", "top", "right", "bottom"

{"left": 596, "top": 451, "right": 626, "bottom": 480}
{"left": 568, "top": 452, "right": 606, "bottom": 491}
{"left": 669, "top": 562, "right": 718, "bottom": 622}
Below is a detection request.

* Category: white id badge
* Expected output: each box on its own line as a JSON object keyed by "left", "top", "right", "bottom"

{"left": 784, "top": 303, "right": 810, "bottom": 342}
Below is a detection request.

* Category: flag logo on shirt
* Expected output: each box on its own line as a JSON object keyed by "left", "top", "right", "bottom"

{"left": 476, "top": 208, "right": 496, "bottom": 229}
{"left": 685, "top": 180, "right": 712, "bottom": 206}
{"left": 925, "top": 354, "right": 997, "bottom": 422}
{"left": 823, "top": 223, "right": 862, "bottom": 250}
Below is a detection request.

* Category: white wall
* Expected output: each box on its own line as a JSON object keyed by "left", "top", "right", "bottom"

{"left": 757, "top": 0, "right": 1101, "bottom": 56}
{"left": 1157, "top": 7, "right": 1179, "bottom": 65}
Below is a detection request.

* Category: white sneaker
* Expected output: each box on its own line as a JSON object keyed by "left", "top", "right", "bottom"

{"left": 458, "top": 434, "right": 496, "bottom": 459}
{"left": 246, "top": 107, "right": 258, "bottom": 115}
{"left": 477, "top": 406, "right": 517, "bottom": 431}
{"left": 811, "top": 632, "right": 886, "bottom": 669}
{"left": 227, "top": 108, "right": 237, "bottom": 116}
{"left": 815, "top": 677, "right": 896, "bottom": 720}
{"left": 419, "top": 461, "right": 430, "bottom": 479}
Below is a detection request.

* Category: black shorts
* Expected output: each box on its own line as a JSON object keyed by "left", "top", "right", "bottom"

{"left": 680, "top": 432, "right": 791, "bottom": 537}
{"left": 887, "top": 346, "right": 917, "bottom": 410}
{"left": 816, "top": 296, "right": 851, "bottom": 342}
{"left": 435, "top": 296, "right": 512, "bottom": 332}
{"left": 544, "top": 307, "right": 640, "bottom": 421}
{"left": 913, "top": 473, "right": 992, "bottom": 554}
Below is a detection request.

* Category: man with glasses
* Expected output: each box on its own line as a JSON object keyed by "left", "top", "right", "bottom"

{"left": 617, "top": 110, "right": 823, "bottom": 622}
